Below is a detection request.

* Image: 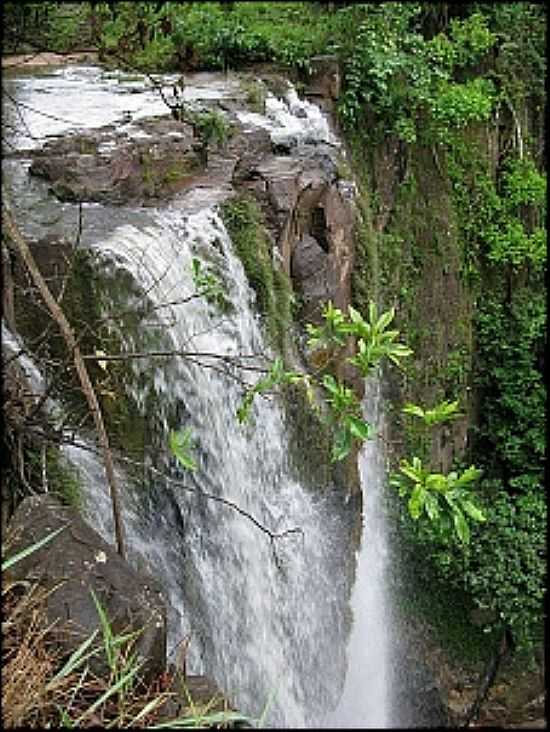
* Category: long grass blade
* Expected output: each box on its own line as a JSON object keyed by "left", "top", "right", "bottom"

{"left": 148, "top": 709, "right": 253, "bottom": 728}
{"left": 46, "top": 629, "right": 99, "bottom": 687}
{"left": 2, "top": 525, "right": 67, "bottom": 571}
{"left": 128, "top": 693, "right": 171, "bottom": 726}
{"left": 73, "top": 663, "right": 142, "bottom": 725}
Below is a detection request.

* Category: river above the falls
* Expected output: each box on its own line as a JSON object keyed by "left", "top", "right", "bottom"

{"left": 2, "top": 60, "right": 432, "bottom": 728}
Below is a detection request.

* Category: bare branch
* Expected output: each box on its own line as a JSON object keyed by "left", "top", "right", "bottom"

{"left": 3, "top": 188, "right": 126, "bottom": 560}
{"left": 33, "top": 427, "right": 304, "bottom": 556}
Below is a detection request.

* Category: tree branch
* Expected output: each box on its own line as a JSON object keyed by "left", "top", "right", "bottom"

{"left": 3, "top": 190, "right": 126, "bottom": 559}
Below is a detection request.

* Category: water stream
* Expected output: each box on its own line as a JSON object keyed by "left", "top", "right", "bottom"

{"left": 3, "top": 63, "right": 405, "bottom": 727}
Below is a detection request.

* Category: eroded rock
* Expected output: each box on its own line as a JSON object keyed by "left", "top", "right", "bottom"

{"left": 4, "top": 494, "right": 167, "bottom": 684}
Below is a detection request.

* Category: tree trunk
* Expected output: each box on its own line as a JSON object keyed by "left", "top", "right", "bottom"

{"left": 460, "top": 627, "right": 513, "bottom": 728}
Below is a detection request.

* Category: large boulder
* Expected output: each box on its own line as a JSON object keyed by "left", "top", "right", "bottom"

{"left": 4, "top": 494, "right": 167, "bottom": 684}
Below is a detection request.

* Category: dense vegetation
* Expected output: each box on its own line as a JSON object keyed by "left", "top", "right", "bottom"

{"left": 3, "top": 0, "right": 545, "bottom": 693}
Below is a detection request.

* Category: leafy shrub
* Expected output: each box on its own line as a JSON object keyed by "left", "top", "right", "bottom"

{"left": 431, "top": 78, "right": 496, "bottom": 129}
{"left": 464, "top": 484, "right": 546, "bottom": 650}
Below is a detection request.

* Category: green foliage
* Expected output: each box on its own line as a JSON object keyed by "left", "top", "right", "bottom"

{"left": 430, "top": 78, "right": 496, "bottom": 131}
{"left": 307, "top": 301, "right": 412, "bottom": 375}
{"left": 474, "top": 293, "right": 546, "bottom": 477}
{"left": 306, "top": 301, "right": 348, "bottom": 350}
{"left": 335, "top": 4, "right": 498, "bottom": 144}
{"left": 463, "top": 484, "right": 546, "bottom": 651}
{"left": 501, "top": 157, "right": 547, "bottom": 209}
{"left": 469, "top": 156, "right": 547, "bottom": 270}
{"left": 346, "top": 302, "right": 413, "bottom": 371}
{"left": 402, "top": 399, "right": 462, "bottom": 426}
{"left": 236, "top": 357, "right": 301, "bottom": 425}
{"left": 321, "top": 374, "right": 372, "bottom": 462}
{"left": 169, "top": 427, "right": 197, "bottom": 472}
{"left": 188, "top": 109, "right": 231, "bottom": 150}
{"left": 221, "top": 195, "right": 294, "bottom": 352}
{"left": 446, "top": 11, "right": 497, "bottom": 66}
{"left": 239, "top": 77, "right": 267, "bottom": 113}
{"left": 3, "top": 2, "right": 91, "bottom": 53}
{"left": 191, "top": 257, "right": 228, "bottom": 311}
{"left": 94, "top": 1, "right": 330, "bottom": 73}
{"left": 391, "top": 457, "right": 484, "bottom": 544}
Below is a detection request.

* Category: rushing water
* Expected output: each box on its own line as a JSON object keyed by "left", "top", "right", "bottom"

{"left": 322, "top": 377, "right": 393, "bottom": 728}
{"left": 2, "top": 63, "right": 409, "bottom": 727}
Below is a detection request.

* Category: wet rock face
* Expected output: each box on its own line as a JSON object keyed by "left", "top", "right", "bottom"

{"left": 25, "top": 74, "right": 356, "bottom": 325}
{"left": 28, "top": 119, "right": 203, "bottom": 204}
{"left": 240, "top": 147, "right": 355, "bottom": 324}
{"left": 5, "top": 494, "right": 167, "bottom": 684}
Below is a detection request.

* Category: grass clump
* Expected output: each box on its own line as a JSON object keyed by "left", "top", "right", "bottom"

{"left": 1, "top": 531, "right": 253, "bottom": 729}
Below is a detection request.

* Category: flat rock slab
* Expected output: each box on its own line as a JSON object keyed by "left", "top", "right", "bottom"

{"left": 27, "top": 118, "right": 203, "bottom": 205}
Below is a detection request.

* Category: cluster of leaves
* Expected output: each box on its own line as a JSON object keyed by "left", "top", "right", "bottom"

{"left": 305, "top": 301, "right": 411, "bottom": 461}
{"left": 91, "top": 2, "right": 330, "bottom": 73}
{"left": 191, "top": 257, "right": 229, "bottom": 312}
{"left": 465, "top": 483, "right": 546, "bottom": 651}
{"left": 391, "top": 458, "right": 484, "bottom": 545}
{"left": 307, "top": 301, "right": 412, "bottom": 372}
{"left": 187, "top": 109, "right": 231, "bottom": 150}
{"left": 227, "top": 299, "right": 485, "bottom": 545}
{"left": 474, "top": 293, "right": 545, "bottom": 484}
{"left": 236, "top": 357, "right": 301, "bottom": 426}
{"left": 169, "top": 426, "right": 197, "bottom": 473}
{"left": 483, "top": 157, "right": 547, "bottom": 269}
{"left": 334, "top": 4, "right": 499, "bottom": 144}
{"left": 426, "top": 19, "right": 545, "bottom": 648}
{"left": 3, "top": 2, "right": 91, "bottom": 54}
{"left": 395, "top": 399, "right": 486, "bottom": 545}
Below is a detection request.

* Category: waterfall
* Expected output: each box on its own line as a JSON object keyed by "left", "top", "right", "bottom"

{"left": 321, "top": 376, "right": 394, "bottom": 728}
{"left": 54, "top": 203, "right": 358, "bottom": 727}
{"left": 3, "top": 64, "right": 407, "bottom": 728}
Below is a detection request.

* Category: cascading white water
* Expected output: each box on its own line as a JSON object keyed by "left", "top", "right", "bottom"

{"left": 322, "top": 376, "right": 394, "bottom": 728}
{"left": 56, "top": 203, "right": 357, "bottom": 727}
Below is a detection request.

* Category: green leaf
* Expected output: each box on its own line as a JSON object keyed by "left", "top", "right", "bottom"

{"left": 408, "top": 483, "right": 426, "bottom": 520}
{"left": 460, "top": 499, "right": 486, "bottom": 523}
{"left": 368, "top": 300, "right": 377, "bottom": 326}
{"left": 169, "top": 428, "right": 197, "bottom": 471}
{"left": 236, "top": 393, "right": 254, "bottom": 424}
{"left": 453, "top": 509, "right": 470, "bottom": 544}
{"left": 424, "top": 491, "right": 440, "bottom": 521}
{"left": 322, "top": 373, "right": 340, "bottom": 396}
{"left": 347, "top": 305, "right": 364, "bottom": 325}
{"left": 455, "top": 465, "right": 482, "bottom": 487}
{"left": 374, "top": 306, "right": 395, "bottom": 333}
{"left": 346, "top": 415, "right": 373, "bottom": 441}
{"left": 399, "top": 458, "right": 423, "bottom": 485}
{"left": 425, "top": 472, "right": 448, "bottom": 492}
{"left": 402, "top": 403, "right": 426, "bottom": 420}
{"left": 331, "top": 428, "right": 353, "bottom": 462}
{"left": 387, "top": 343, "right": 413, "bottom": 364}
